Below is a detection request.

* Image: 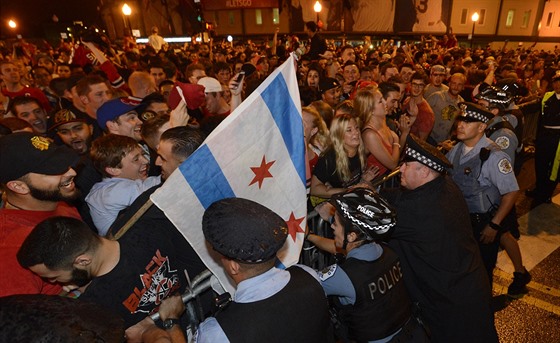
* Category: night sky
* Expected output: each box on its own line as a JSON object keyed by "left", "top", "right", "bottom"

{"left": 1, "top": 0, "right": 100, "bottom": 39}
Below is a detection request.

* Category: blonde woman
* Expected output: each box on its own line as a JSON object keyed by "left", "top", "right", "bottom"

{"left": 310, "top": 113, "right": 378, "bottom": 199}
{"left": 354, "top": 87, "right": 413, "bottom": 176}
{"left": 303, "top": 106, "right": 329, "bottom": 175}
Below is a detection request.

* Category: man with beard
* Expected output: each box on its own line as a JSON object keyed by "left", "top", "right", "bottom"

{"left": 0, "top": 132, "right": 80, "bottom": 297}
{"left": 427, "top": 73, "right": 466, "bottom": 144}
{"left": 49, "top": 108, "right": 101, "bottom": 231}
{"left": 9, "top": 96, "right": 49, "bottom": 135}
{"left": 50, "top": 109, "right": 94, "bottom": 155}
{"left": 17, "top": 213, "right": 207, "bottom": 330}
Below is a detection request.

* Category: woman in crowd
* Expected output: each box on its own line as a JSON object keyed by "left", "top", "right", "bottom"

{"left": 310, "top": 113, "right": 377, "bottom": 200}
{"left": 354, "top": 87, "right": 412, "bottom": 177}
{"left": 303, "top": 106, "right": 329, "bottom": 174}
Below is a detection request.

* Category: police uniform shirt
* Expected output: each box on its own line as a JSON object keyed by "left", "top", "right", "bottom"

{"left": 194, "top": 266, "right": 319, "bottom": 343}
{"left": 318, "top": 243, "right": 383, "bottom": 305}
{"left": 486, "top": 116, "right": 518, "bottom": 163}
{"left": 318, "top": 243, "right": 403, "bottom": 342}
{"left": 446, "top": 135, "right": 519, "bottom": 213}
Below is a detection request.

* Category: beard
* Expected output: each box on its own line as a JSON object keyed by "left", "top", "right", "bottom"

{"left": 71, "top": 267, "right": 92, "bottom": 287}
{"left": 27, "top": 181, "right": 80, "bottom": 202}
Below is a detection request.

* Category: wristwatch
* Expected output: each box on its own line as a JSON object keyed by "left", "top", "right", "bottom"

{"left": 162, "top": 318, "right": 180, "bottom": 330}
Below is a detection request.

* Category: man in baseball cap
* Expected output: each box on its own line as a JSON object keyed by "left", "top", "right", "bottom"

{"left": 196, "top": 197, "right": 332, "bottom": 342}
{"left": 49, "top": 108, "right": 93, "bottom": 155}
{"left": 319, "top": 77, "right": 342, "bottom": 108}
{"left": 97, "top": 97, "right": 143, "bottom": 141}
{"left": 0, "top": 132, "right": 81, "bottom": 297}
{"left": 198, "top": 77, "right": 230, "bottom": 117}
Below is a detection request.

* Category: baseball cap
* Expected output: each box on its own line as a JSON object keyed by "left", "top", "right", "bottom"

{"left": 167, "top": 82, "right": 206, "bottom": 111}
{"left": 97, "top": 97, "right": 142, "bottom": 130}
{"left": 48, "top": 108, "right": 88, "bottom": 131}
{"left": 197, "top": 77, "right": 223, "bottom": 93}
{"left": 0, "top": 132, "right": 79, "bottom": 184}
{"left": 319, "top": 77, "right": 341, "bottom": 94}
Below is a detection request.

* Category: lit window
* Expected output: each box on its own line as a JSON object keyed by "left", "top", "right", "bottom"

{"left": 256, "top": 9, "right": 262, "bottom": 25}
{"left": 273, "top": 8, "right": 280, "bottom": 24}
{"left": 460, "top": 9, "right": 468, "bottom": 25}
{"left": 521, "top": 10, "right": 531, "bottom": 29}
{"left": 506, "top": 10, "right": 515, "bottom": 27}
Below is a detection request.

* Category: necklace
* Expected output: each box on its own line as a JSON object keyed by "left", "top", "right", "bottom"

{"left": 5, "top": 201, "right": 25, "bottom": 210}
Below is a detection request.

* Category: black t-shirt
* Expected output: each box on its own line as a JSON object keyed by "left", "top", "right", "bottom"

{"left": 80, "top": 187, "right": 207, "bottom": 328}
{"left": 313, "top": 148, "right": 362, "bottom": 189}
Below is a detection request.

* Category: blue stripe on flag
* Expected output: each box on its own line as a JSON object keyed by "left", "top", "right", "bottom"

{"left": 261, "top": 74, "right": 306, "bottom": 185}
{"left": 179, "top": 144, "right": 235, "bottom": 209}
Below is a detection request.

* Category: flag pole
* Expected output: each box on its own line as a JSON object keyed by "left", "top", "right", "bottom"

{"left": 111, "top": 199, "right": 154, "bottom": 240}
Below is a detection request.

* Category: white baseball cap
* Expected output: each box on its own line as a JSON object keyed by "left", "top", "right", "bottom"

{"left": 198, "top": 77, "right": 223, "bottom": 93}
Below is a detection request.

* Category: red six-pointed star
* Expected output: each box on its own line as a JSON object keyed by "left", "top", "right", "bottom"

{"left": 286, "top": 212, "right": 305, "bottom": 242}
{"left": 249, "top": 156, "right": 275, "bottom": 188}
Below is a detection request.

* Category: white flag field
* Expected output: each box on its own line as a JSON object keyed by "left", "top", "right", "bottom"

{"left": 150, "top": 55, "right": 307, "bottom": 293}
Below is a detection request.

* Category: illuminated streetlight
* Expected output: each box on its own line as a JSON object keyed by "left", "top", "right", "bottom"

{"left": 470, "top": 12, "right": 479, "bottom": 49}
{"left": 8, "top": 20, "right": 17, "bottom": 29}
{"left": 122, "top": 3, "right": 132, "bottom": 35}
{"left": 314, "top": 1, "right": 322, "bottom": 25}
{"left": 122, "top": 3, "right": 132, "bottom": 16}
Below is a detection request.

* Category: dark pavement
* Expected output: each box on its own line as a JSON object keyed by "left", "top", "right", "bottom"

{"left": 493, "top": 154, "right": 560, "bottom": 343}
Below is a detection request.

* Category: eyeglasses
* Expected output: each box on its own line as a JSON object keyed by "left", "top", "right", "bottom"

{"left": 411, "top": 83, "right": 425, "bottom": 88}
{"left": 431, "top": 73, "right": 446, "bottom": 77}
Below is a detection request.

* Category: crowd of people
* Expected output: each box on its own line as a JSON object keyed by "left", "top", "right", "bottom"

{"left": 1, "top": 22, "right": 560, "bottom": 342}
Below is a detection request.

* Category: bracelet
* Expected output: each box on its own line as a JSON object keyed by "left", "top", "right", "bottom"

{"left": 393, "top": 143, "right": 401, "bottom": 148}
{"left": 488, "top": 221, "right": 502, "bottom": 232}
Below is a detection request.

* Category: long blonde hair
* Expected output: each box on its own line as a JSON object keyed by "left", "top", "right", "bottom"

{"left": 353, "top": 86, "right": 380, "bottom": 126}
{"left": 328, "top": 113, "right": 367, "bottom": 182}
{"left": 302, "top": 106, "right": 330, "bottom": 151}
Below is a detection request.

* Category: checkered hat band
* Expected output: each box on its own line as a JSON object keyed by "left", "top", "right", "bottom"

{"left": 405, "top": 146, "right": 445, "bottom": 172}
{"left": 464, "top": 109, "right": 488, "bottom": 123}
{"left": 340, "top": 206, "right": 395, "bottom": 235}
{"left": 479, "top": 94, "right": 509, "bottom": 104}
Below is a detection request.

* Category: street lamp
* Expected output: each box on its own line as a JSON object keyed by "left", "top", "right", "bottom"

{"left": 8, "top": 20, "right": 16, "bottom": 29}
{"left": 471, "top": 12, "right": 479, "bottom": 49}
{"left": 122, "top": 3, "right": 132, "bottom": 35}
{"left": 314, "top": 1, "right": 322, "bottom": 25}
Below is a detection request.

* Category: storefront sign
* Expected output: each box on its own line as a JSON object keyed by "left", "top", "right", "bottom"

{"left": 202, "top": 0, "right": 278, "bottom": 10}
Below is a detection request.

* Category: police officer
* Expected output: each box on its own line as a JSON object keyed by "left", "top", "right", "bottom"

{"left": 382, "top": 135, "right": 498, "bottom": 343}
{"left": 475, "top": 84, "right": 520, "bottom": 164}
{"left": 196, "top": 198, "right": 333, "bottom": 343}
{"left": 474, "top": 86, "right": 532, "bottom": 297}
{"left": 526, "top": 71, "right": 560, "bottom": 204}
{"left": 446, "top": 103, "right": 522, "bottom": 286}
{"left": 313, "top": 188, "right": 428, "bottom": 343}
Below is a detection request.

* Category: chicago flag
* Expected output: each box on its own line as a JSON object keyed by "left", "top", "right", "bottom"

{"left": 150, "top": 55, "right": 306, "bottom": 293}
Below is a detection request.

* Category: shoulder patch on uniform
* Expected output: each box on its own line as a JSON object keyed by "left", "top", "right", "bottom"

{"left": 498, "top": 158, "right": 512, "bottom": 174}
{"left": 318, "top": 264, "right": 337, "bottom": 281}
{"left": 495, "top": 136, "right": 510, "bottom": 150}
